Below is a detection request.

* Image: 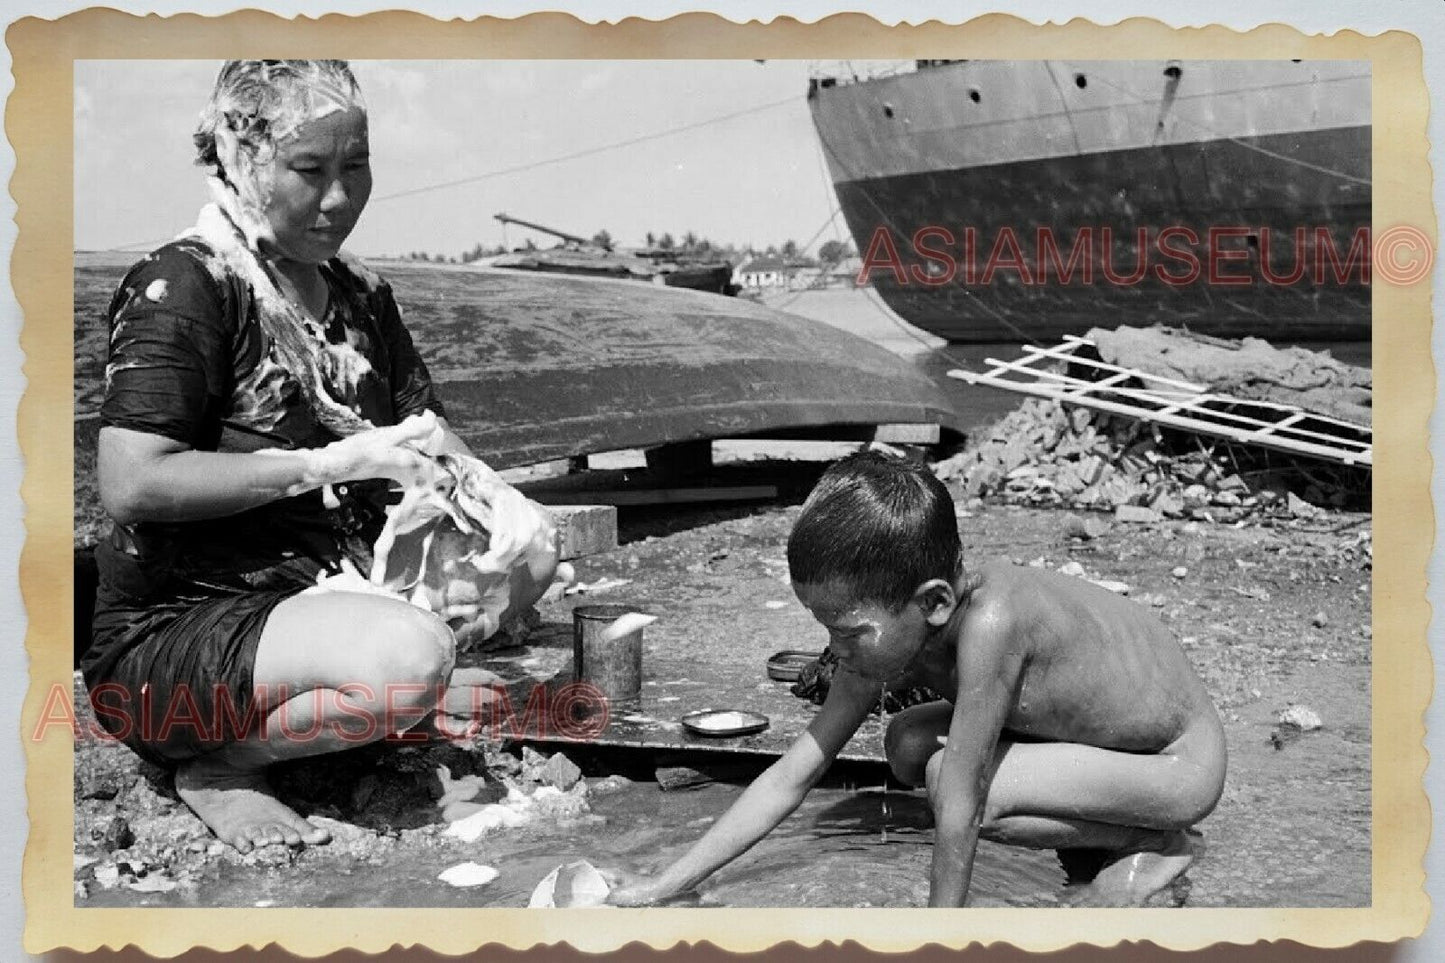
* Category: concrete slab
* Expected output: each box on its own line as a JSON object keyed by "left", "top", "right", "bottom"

{"left": 446, "top": 620, "right": 890, "bottom": 765}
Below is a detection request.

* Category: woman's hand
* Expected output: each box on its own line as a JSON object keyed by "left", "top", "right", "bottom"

{"left": 306, "top": 411, "right": 448, "bottom": 489}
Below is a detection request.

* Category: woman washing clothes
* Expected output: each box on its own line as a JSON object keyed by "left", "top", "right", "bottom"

{"left": 82, "top": 60, "right": 561, "bottom": 853}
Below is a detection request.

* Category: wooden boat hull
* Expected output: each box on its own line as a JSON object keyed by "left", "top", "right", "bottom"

{"left": 384, "top": 264, "right": 961, "bottom": 467}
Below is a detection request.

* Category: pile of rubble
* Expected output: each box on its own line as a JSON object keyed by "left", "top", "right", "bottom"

{"left": 933, "top": 398, "right": 1365, "bottom": 523}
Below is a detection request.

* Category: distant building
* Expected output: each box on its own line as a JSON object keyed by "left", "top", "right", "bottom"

{"left": 735, "top": 255, "right": 789, "bottom": 289}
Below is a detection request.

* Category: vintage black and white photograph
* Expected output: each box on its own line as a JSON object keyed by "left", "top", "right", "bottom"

{"left": 68, "top": 55, "right": 1373, "bottom": 912}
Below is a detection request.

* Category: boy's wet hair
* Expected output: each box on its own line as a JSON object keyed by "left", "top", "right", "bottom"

{"left": 787, "top": 450, "right": 962, "bottom": 610}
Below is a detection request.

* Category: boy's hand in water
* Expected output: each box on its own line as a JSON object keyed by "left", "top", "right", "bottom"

{"left": 600, "top": 868, "right": 670, "bottom": 907}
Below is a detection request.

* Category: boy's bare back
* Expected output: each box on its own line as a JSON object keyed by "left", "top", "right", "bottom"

{"left": 900, "top": 559, "right": 1217, "bottom": 753}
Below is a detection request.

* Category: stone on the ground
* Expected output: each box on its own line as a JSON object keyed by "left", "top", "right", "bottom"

{"left": 1171, "top": 566, "right": 1188, "bottom": 579}
{"left": 82, "top": 777, "right": 121, "bottom": 801}
{"left": 540, "top": 752, "right": 582, "bottom": 791}
{"left": 589, "top": 774, "right": 631, "bottom": 795}
{"left": 1150, "top": 493, "right": 1185, "bottom": 517}
{"left": 1090, "top": 579, "right": 1131, "bottom": 595}
{"left": 1061, "top": 514, "right": 1110, "bottom": 541}
{"left": 520, "top": 746, "right": 549, "bottom": 784}
{"left": 1287, "top": 492, "right": 1319, "bottom": 518}
{"left": 1115, "top": 505, "right": 1161, "bottom": 524}
{"left": 102, "top": 816, "right": 135, "bottom": 852}
{"left": 1311, "top": 612, "right": 1329, "bottom": 628}
{"left": 1057, "top": 561, "right": 1086, "bottom": 578}
{"left": 1277, "top": 705, "right": 1323, "bottom": 731}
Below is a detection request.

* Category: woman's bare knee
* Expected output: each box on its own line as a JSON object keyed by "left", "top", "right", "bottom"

{"left": 256, "top": 593, "right": 455, "bottom": 699}
{"left": 372, "top": 606, "right": 455, "bottom": 689}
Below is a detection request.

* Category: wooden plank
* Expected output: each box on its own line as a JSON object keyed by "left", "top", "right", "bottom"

{"left": 1002, "top": 376, "right": 1371, "bottom": 456}
{"left": 967, "top": 363, "right": 1213, "bottom": 412}
{"left": 982, "top": 344, "right": 1370, "bottom": 432}
{"left": 531, "top": 485, "right": 779, "bottom": 507}
{"left": 871, "top": 422, "right": 942, "bottom": 444}
{"left": 1066, "top": 370, "right": 1130, "bottom": 394}
{"left": 962, "top": 378, "right": 1371, "bottom": 466}
{"left": 737, "top": 422, "right": 942, "bottom": 444}
{"left": 964, "top": 363, "right": 1370, "bottom": 453}
{"left": 1016, "top": 340, "right": 1207, "bottom": 392}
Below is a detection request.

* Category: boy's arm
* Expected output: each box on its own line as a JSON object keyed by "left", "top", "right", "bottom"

{"left": 611, "top": 668, "right": 878, "bottom": 904}
{"left": 929, "top": 606, "right": 1023, "bottom": 907}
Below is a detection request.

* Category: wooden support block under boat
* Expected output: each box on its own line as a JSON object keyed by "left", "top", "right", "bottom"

{"left": 547, "top": 504, "right": 618, "bottom": 559}
{"left": 532, "top": 485, "right": 778, "bottom": 508}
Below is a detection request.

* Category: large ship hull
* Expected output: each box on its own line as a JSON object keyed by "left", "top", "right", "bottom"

{"left": 809, "top": 61, "right": 1371, "bottom": 343}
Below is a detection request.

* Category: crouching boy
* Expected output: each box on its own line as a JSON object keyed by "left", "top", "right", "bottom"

{"left": 606, "top": 450, "right": 1226, "bottom": 907}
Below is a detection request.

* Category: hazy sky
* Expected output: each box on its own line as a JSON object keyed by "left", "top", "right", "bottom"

{"left": 74, "top": 59, "right": 848, "bottom": 258}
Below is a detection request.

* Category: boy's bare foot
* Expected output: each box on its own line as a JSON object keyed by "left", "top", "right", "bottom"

{"left": 175, "top": 756, "right": 331, "bottom": 854}
{"left": 1064, "top": 831, "right": 1197, "bottom": 907}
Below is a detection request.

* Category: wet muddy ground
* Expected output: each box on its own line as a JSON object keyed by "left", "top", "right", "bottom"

{"left": 72, "top": 496, "right": 1371, "bottom": 909}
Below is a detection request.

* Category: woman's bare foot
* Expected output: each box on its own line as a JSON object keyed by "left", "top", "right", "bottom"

{"left": 1065, "top": 830, "right": 1197, "bottom": 907}
{"left": 175, "top": 756, "right": 331, "bottom": 854}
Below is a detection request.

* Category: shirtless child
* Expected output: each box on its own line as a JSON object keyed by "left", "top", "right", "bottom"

{"left": 607, "top": 450, "right": 1226, "bottom": 907}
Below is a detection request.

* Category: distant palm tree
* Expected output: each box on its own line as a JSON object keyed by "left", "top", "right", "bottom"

{"left": 818, "top": 239, "right": 852, "bottom": 266}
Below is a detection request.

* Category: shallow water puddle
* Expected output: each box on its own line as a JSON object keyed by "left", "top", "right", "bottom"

{"left": 88, "top": 779, "right": 1064, "bottom": 908}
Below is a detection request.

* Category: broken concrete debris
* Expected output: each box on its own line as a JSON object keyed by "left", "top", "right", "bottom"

{"left": 939, "top": 327, "right": 1369, "bottom": 516}
{"left": 933, "top": 396, "right": 1363, "bottom": 520}
{"left": 1061, "top": 513, "right": 1111, "bottom": 541}
{"left": 539, "top": 752, "right": 583, "bottom": 792}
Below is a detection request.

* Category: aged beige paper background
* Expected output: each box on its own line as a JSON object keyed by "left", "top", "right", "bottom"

{"left": 13, "top": 9, "right": 1432, "bottom": 955}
